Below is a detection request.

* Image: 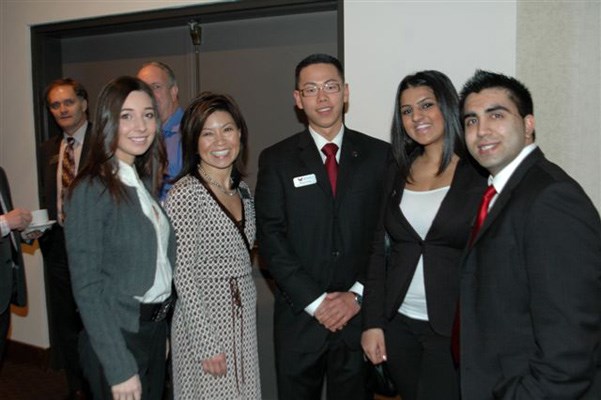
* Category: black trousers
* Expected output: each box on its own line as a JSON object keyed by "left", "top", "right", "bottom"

{"left": 40, "top": 227, "right": 86, "bottom": 392}
{"left": 0, "top": 306, "right": 10, "bottom": 365}
{"left": 275, "top": 335, "right": 367, "bottom": 400}
{"left": 384, "top": 313, "right": 459, "bottom": 400}
{"left": 79, "top": 319, "right": 168, "bottom": 400}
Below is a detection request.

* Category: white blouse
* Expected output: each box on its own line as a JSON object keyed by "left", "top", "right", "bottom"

{"left": 118, "top": 160, "right": 172, "bottom": 303}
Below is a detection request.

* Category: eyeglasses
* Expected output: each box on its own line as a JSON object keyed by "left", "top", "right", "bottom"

{"left": 299, "top": 82, "right": 342, "bottom": 97}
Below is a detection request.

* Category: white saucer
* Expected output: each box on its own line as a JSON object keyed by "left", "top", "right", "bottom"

{"left": 24, "top": 220, "right": 56, "bottom": 234}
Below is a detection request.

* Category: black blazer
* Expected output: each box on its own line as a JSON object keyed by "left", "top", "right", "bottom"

{"left": 0, "top": 166, "right": 26, "bottom": 313}
{"left": 39, "top": 124, "right": 92, "bottom": 221}
{"left": 38, "top": 124, "right": 92, "bottom": 260}
{"left": 460, "top": 148, "right": 601, "bottom": 399}
{"left": 256, "top": 128, "right": 392, "bottom": 351}
{"left": 363, "top": 158, "right": 486, "bottom": 336}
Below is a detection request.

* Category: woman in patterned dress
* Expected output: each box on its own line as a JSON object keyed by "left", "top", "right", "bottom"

{"left": 165, "top": 92, "right": 261, "bottom": 399}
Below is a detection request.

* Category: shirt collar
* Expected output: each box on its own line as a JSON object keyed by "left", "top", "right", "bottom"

{"left": 309, "top": 125, "right": 344, "bottom": 152}
{"left": 63, "top": 120, "right": 88, "bottom": 145}
{"left": 490, "top": 143, "right": 538, "bottom": 193}
{"left": 116, "top": 159, "right": 140, "bottom": 188}
{"left": 162, "top": 107, "right": 184, "bottom": 137}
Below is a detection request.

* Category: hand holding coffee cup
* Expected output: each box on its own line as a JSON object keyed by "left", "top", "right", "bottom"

{"left": 4, "top": 208, "right": 32, "bottom": 231}
{"left": 30, "top": 209, "right": 49, "bottom": 226}
{"left": 23, "top": 208, "right": 52, "bottom": 239}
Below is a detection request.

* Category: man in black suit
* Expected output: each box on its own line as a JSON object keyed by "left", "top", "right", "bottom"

{"left": 458, "top": 70, "right": 601, "bottom": 399}
{"left": 255, "top": 53, "right": 392, "bottom": 400}
{"left": 0, "top": 167, "right": 33, "bottom": 364}
{"left": 39, "top": 78, "right": 92, "bottom": 399}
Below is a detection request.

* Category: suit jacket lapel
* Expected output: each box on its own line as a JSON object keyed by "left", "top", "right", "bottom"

{"left": 0, "top": 174, "right": 13, "bottom": 213}
{"left": 335, "top": 130, "right": 359, "bottom": 203}
{"left": 387, "top": 160, "right": 464, "bottom": 243}
{"left": 385, "top": 169, "right": 422, "bottom": 240}
{"left": 298, "top": 130, "right": 332, "bottom": 198}
{"left": 0, "top": 171, "right": 19, "bottom": 253}
{"left": 472, "top": 148, "right": 544, "bottom": 246}
{"left": 79, "top": 122, "right": 92, "bottom": 172}
{"left": 49, "top": 135, "right": 62, "bottom": 195}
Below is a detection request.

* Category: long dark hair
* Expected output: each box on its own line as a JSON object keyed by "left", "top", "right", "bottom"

{"left": 176, "top": 91, "right": 248, "bottom": 188}
{"left": 391, "top": 70, "right": 465, "bottom": 182}
{"left": 70, "top": 76, "right": 166, "bottom": 202}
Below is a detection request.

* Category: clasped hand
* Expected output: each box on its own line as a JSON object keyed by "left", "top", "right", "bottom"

{"left": 314, "top": 292, "right": 360, "bottom": 332}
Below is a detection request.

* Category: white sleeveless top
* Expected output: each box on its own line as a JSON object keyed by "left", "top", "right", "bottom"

{"left": 398, "top": 186, "right": 450, "bottom": 320}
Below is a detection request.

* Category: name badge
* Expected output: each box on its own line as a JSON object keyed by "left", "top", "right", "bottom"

{"left": 293, "top": 174, "right": 317, "bottom": 188}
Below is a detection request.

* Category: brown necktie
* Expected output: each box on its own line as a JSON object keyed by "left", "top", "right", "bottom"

{"left": 451, "top": 184, "right": 497, "bottom": 364}
{"left": 321, "top": 143, "right": 338, "bottom": 196}
{"left": 60, "top": 137, "right": 76, "bottom": 221}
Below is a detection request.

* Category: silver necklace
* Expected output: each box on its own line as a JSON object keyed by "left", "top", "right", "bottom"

{"left": 199, "top": 165, "right": 236, "bottom": 197}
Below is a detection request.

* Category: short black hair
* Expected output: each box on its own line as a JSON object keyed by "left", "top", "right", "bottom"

{"left": 459, "top": 70, "right": 533, "bottom": 119}
{"left": 295, "top": 53, "right": 344, "bottom": 89}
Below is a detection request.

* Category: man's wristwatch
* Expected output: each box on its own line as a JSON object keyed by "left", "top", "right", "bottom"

{"left": 352, "top": 292, "right": 363, "bottom": 307}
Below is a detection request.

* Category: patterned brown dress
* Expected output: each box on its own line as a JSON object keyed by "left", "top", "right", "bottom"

{"left": 165, "top": 175, "right": 260, "bottom": 399}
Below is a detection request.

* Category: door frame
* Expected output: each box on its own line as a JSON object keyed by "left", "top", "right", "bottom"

{"left": 30, "top": 0, "right": 340, "bottom": 206}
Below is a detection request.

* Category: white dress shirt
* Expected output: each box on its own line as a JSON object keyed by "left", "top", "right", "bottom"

{"left": 56, "top": 121, "right": 88, "bottom": 222}
{"left": 117, "top": 160, "right": 172, "bottom": 304}
{"left": 488, "top": 143, "right": 538, "bottom": 209}
{"left": 304, "top": 126, "right": 363, "bottom": 316}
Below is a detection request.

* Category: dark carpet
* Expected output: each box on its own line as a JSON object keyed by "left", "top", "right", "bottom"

{"left": 0, "top": 360, "right": 68, "bottom": 400}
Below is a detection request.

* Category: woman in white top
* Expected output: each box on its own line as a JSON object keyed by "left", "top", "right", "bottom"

{"left": 65, "top": 76, "right": 175, "bottom": 400}
{"left": 361, "top": 71, "right": 486, "bottom": 400}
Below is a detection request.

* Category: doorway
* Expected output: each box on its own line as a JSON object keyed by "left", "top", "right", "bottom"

{"left": 30, "top": 1, "right": 339, "bottom": 398}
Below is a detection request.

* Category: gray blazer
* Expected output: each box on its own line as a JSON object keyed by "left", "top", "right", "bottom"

{"left": 64, "top": 177, "right": 176, "bottom": 386}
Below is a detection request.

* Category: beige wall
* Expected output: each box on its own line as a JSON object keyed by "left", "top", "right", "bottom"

{"left": 344, "top": 0, "right": 600, "bottom": 208}
{"left": 344, "top": 0, "right": 517, "bottom": 140}
{"left": 517, "top": 1, "right": 601, "bottom": 207}
{"left": 2, "top": 0, "right": 600, "bottom": 348}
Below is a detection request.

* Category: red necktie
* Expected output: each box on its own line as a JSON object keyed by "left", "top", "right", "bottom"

{"left": 321, "top": 143, "right": 339, "bottom": 196}
{"left": 469, "top": 184, "right": 497, "bottom": 245}
{"left": 451, "top": 184, "right": 497, "bottom": 364}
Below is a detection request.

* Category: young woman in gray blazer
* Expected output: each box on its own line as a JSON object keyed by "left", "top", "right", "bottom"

{"left": 64, "top": 76, "right": 176, "bottom": 400}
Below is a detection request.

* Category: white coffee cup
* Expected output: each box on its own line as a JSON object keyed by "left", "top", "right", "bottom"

{"left": 31, "top": 209, "right": 49, "bottom": 226}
